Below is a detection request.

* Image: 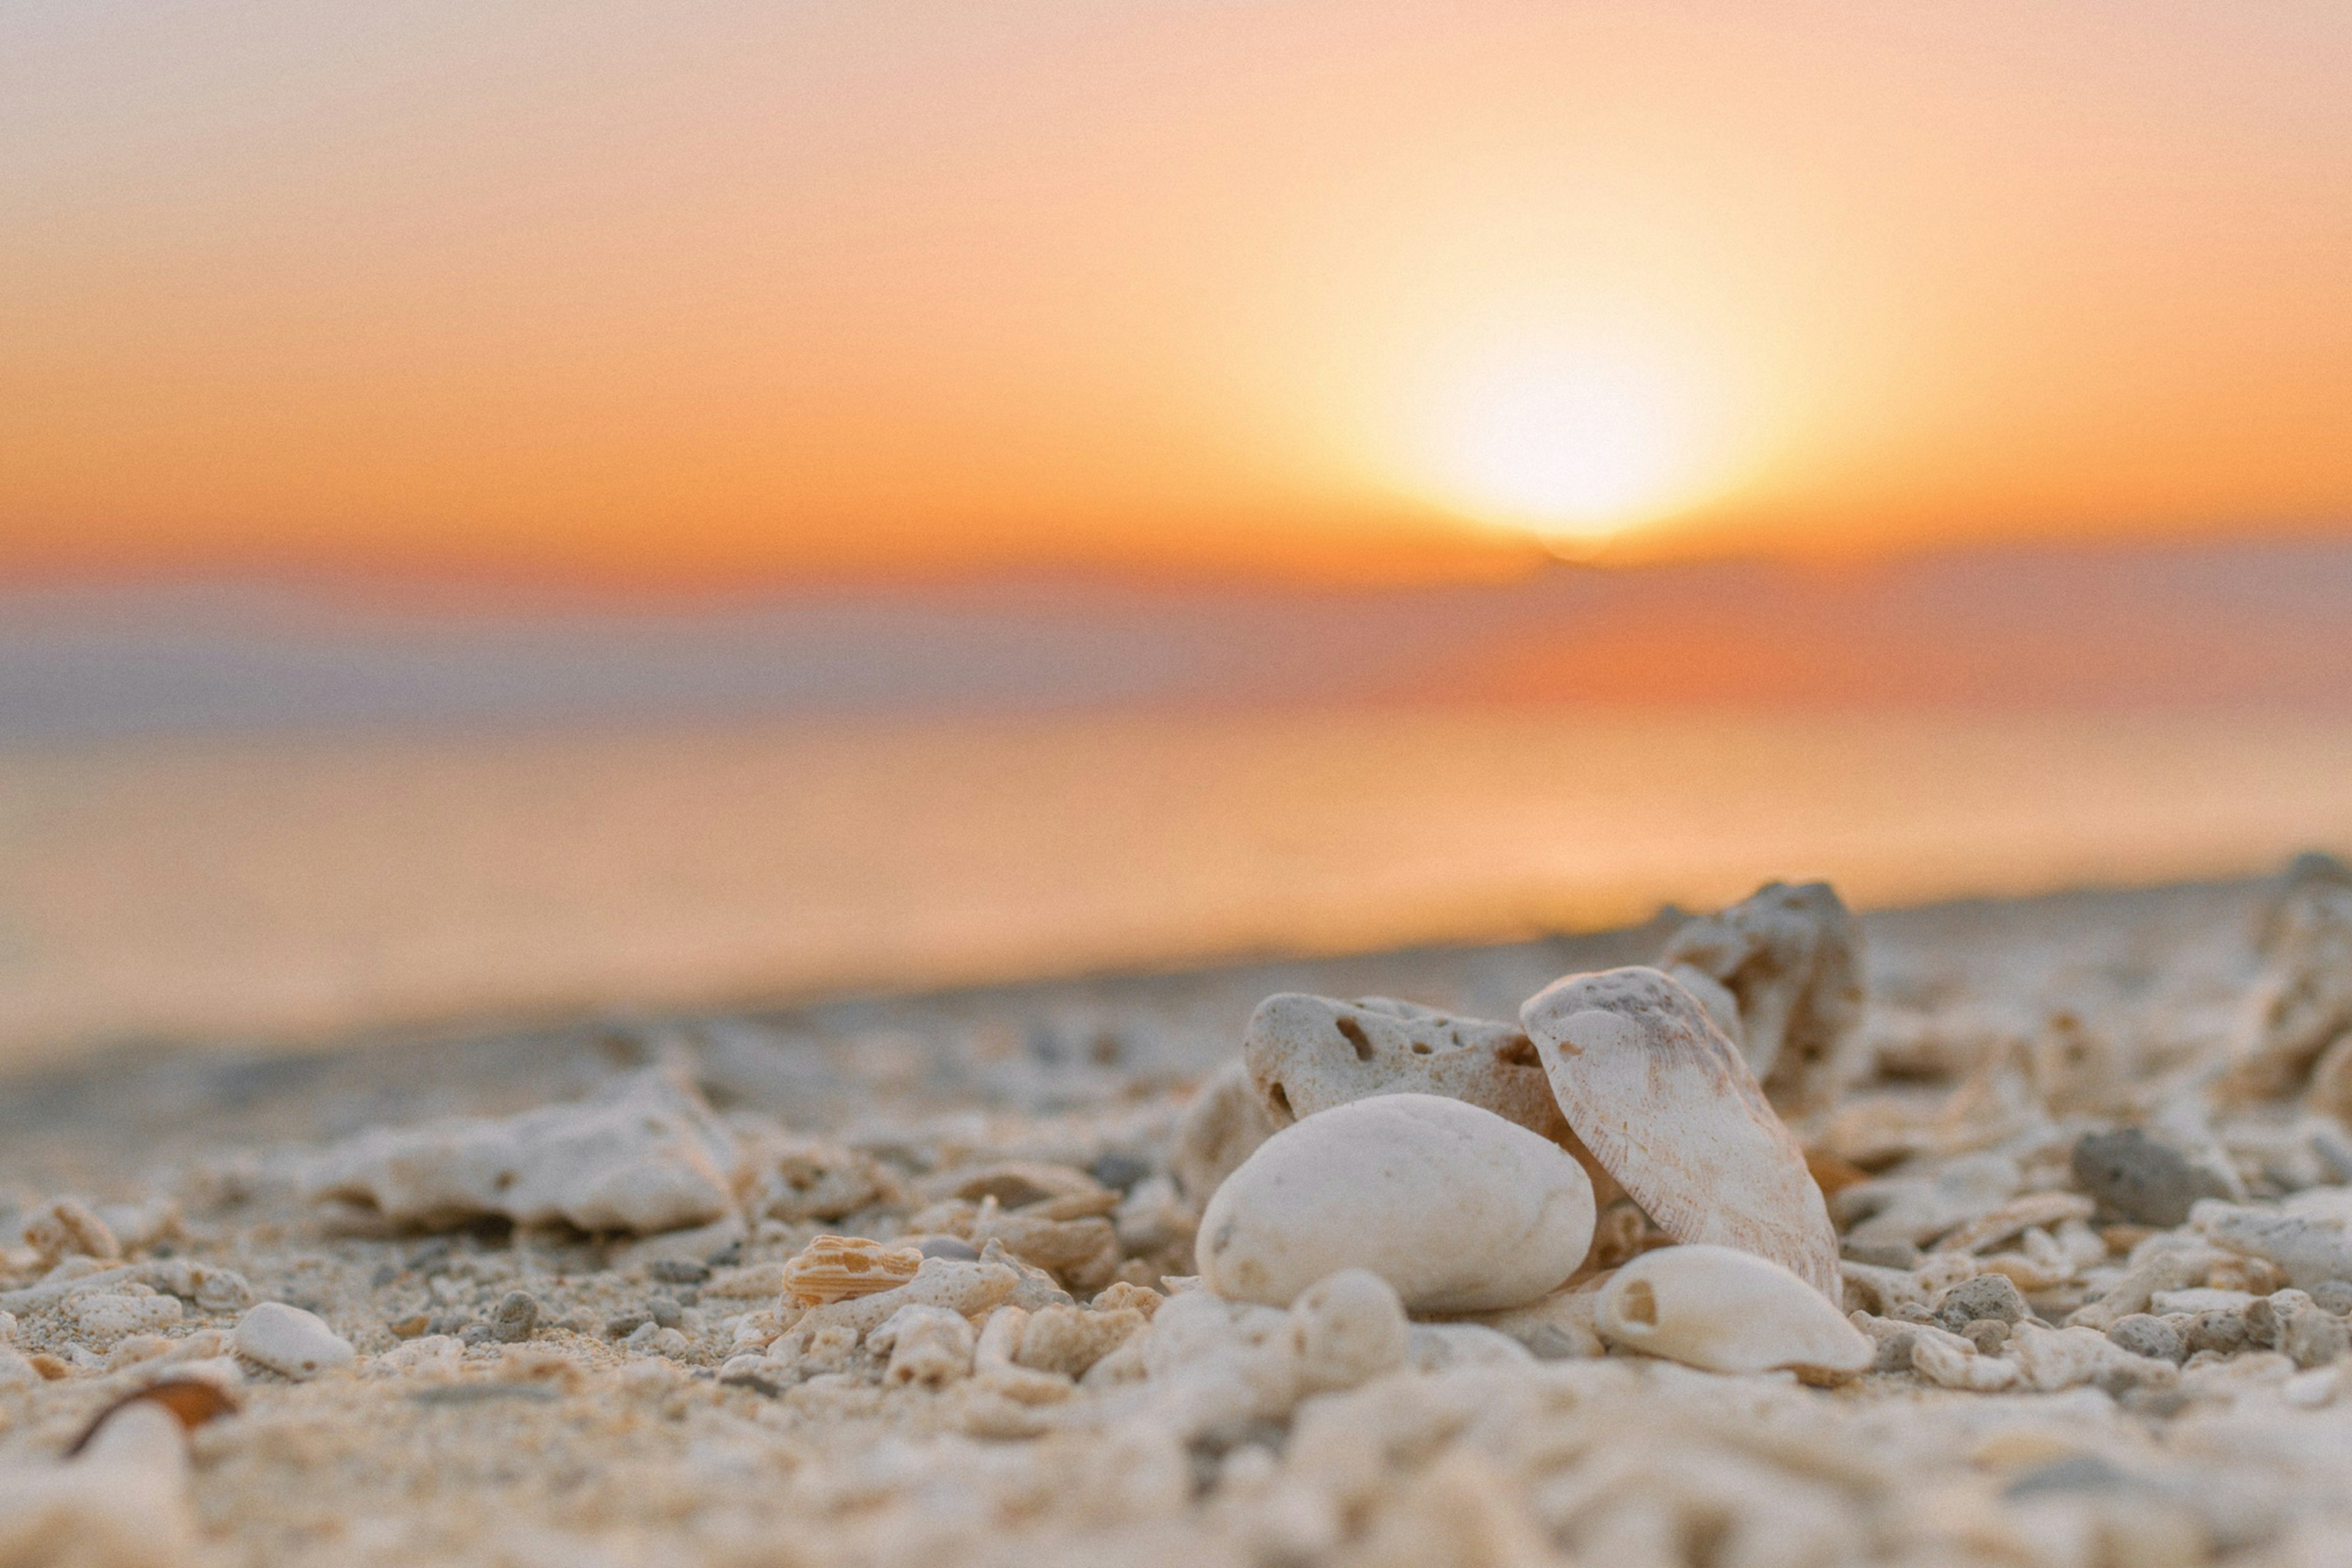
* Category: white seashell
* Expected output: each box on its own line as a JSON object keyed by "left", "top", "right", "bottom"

{"left": 1659, "top": 881, "right": 1864, "bottom": 1106}
{"left": 1242, "top": 993, "right": 1619, "bottom": 1204}
{"left": 1197, "top": 1093, "right": 1596, "bottom": 1312}
{"left": 233, "top": 1302, "right": 354, "bottom": 1381}
{"left": 1591, "top": 1245, "right": 1871, "bottom": 1376}
{"left": 303, "top": 1066, "right": 741, "bottom": 1234}
{"left": 1522, "top": 966, "right": 1841, "bottom": 1296}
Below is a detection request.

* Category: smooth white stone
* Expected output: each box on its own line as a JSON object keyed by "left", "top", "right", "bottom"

{"left": 1196, "top": 1093, "right": 1596, "bottom": 1313}
{"left": 1593, "top": 1245, "right": 1872, "bottom": 1376}
{"left": 233, "top": 1302, "right": 355, "bottom": 1381}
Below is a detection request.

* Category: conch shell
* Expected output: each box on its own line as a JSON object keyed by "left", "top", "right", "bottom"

{"left": 1521, "top": 965, "right": 1841, "bottom": 1297}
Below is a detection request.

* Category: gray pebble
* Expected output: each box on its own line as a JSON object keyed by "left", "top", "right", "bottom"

{"left": 647, "top": 1296, "right": 683, "bottom": 1330}
{"left": 2283, "top": 1307, "right": 2349, "bottom": 1368}
{"left": 2186, "top": 1310, "right": 2250, "bottom": 1357}
{"left": 2245, "top": 1295, "right": 2288, "bottom": 1349}
{"left": 426, "top": 1313, "right": 467, "bottom": 1338}
{"left": 458, "top": 1323, "right": 492, "bottom": 1346}
{"left": 2106, "top": 1313, "right": 2185, "bottom": 1363}
{"left": 1963, "top": 1318, "right": 2012, "bottom": 1354}
{"left": 1842, "top": 1239, "right": 1924, "bottom": 1270}
{"left": 916, "top": 1237, "right": 981, "bottom": 1262}
{"left": 2310, "top": 1279, "right": 2352, "bottom": 1315}
{"left": 1872, "top": 1330, "right": 1918, "bottom": 1373}
{"left": 647, "top": 1259, "right": 709, "bottom": 1286}
{"left": 1937, "top": 1275, "right": 2028, "bottom": 1332}
{"left": 2070, "top": 1128, "right": 2230, "bottom": 1227}
{"left": 605, "top": 1311, "right": 650, "bottom": 1338}
{"left": 1089, "top": 1152, "right": 1153, "bottom": 1193}
{"left": 489, "top": 1290, "right": 540, "bottom": 1343}
{"left": 369, "top": 1263, "right": 399, "bottom": 1289}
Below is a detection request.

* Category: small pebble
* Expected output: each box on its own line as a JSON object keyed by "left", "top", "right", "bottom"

{"left": 370, "top": 1263, "right": 399, "bottom": 1289}
{"left": 1963, "top": 1318, "right": 2012, "bottom": 1354}
{"left": 2185, "top": 1310, "right": 2250, "bottom": 1357}
{"left": 648, "top": 1297, "right": 683, "bottom": 1329}
{"left": 1089, "top": 1152, "right": 1153, "bottom": 1193}
{"left": 1843, "top": 1239, "right": 1924, "bottom": 1270}
{"left": 605, "top": 1311, "right": 650, "bottom": 1338}
{"left": 2309, "top": 1278, "right": 2352, "bottom": 1315}
{"left": 459, "top": 1324, "right": 493, "bottom": 1346}
{"left": 388, "top": 1313, "right": 431, "bottom": 1340}
{"left": 647, "top": 1259, "right": 709, "bottom": 1285}
{"left": 1872, "top": 1330, "right": 1918, "bottom": 1373}
{"left": 490, "top": 1290, "right": 540, "bottom": 1343}
{"left": 2106, "top": 1313, "right": 2184, "bottom": 1363}
{"left": 1937, "top": 1275, "right": 2027, "bottom": 1331}
{"left": 916, "top": 1237, "right": 981, "bottom": 1262}
{"left": 235, "top": 1301, "right": 356, "bottom": 1380}
{"left": 2283, "top": 1306, "right": 2350, "bottom": 1369}
{"left": 2070, "top": 1128, "right": 2229, "bottom": 1227}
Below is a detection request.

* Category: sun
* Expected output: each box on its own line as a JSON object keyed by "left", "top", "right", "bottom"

{"left": 1425, "top": 339, "right": 1709, "bottom": 552}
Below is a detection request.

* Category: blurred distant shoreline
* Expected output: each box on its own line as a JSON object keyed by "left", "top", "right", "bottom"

{"left": 5, "top": 535, "right": 2352, "bottom": 742}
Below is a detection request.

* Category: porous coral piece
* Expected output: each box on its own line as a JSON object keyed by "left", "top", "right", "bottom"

{"left": 22, "top": 1197, "right": 121, "bottom": 1265}
{"left": 757, "top": 1139, "right": 905, "bottom": 1222}
{"left": 2226, "top": 874, "right": 2352, "bottom": 1101}
{"left": 1169, "top": 1059, "right": 1280, "bottom": 1207}
{"left": 1658, "top": 880, "right": 1866, "bottom": 1105}
{"left": 780, "top": 1235, "right": 923, "bottom": 1306}
{"left": 1241, "top": 993, "right": 1616, "bottom": 1200}
{"left": 870, "top": 1303, "right": 976, "bottom": 1386}
{"left": 1523, "top": 966, "right": 1841, "bottom": 1296}
{"left": 302, "top": 1066, "right": 742, "bottom": 1234}
{"left": 1012, "top": 1302, "right": 1145, "bottom": 1378}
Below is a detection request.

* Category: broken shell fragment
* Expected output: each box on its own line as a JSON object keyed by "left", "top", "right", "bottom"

{"left": 780, "top": 1235, "right": 925, "bottom": 1306}
{"left": 1521, "top": 965, "right": 1842, "bottom": 1296}
{"left": 1196, "top": 1093, "right": 1596, "bottom": 1312}
{"left": 1592, "top": 1244, "right": 1872, "bottom": 1376}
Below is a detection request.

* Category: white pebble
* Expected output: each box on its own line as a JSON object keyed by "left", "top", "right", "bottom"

{"left": 233, "top": 1302, "right": 355, "bottom": 1380}
{"left": 1289, "top": 1269, "right": 1409, "bottom": 1392}
{"left": 1197, "top": 1093, "right": 1595, "bottom": 1312}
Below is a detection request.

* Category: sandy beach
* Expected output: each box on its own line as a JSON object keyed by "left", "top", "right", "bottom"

{"left": 12, "top": 869, "right": 2352, "bottom": 1567}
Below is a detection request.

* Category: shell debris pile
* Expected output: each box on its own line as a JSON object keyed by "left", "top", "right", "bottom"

{"left": 13, "top": 864, "right": 2352, "bottom": 1564}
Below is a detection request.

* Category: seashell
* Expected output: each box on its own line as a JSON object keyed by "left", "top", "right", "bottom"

{"left": 1932, "top": 1191, "right": 2095, "bottom": 1254}
{"left": 1591, "top": 1244, "right": 1871, "bottom": 1376}
{"left": 780, "top": 1234, "right": 924, "bottom": 1306}
{"left": 232, "top": 1302, "right": 354, "bottom": 1381}
{"left": 1659, "top": 881, "right": 1864, "bottom": 1107}
{"left": 1243, "top": 993, "right": 1621, "bottom": 1205}
{"left": 1196, "top": 1093, "right": 1596, "bottom": 1312}
{"left": 1521, "top": 966, "right": 1841, "bottom": 1297}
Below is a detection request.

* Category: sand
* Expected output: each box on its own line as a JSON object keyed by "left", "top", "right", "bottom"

{"left": 7, "top": 876, "right": 2352, "bottom": 1567}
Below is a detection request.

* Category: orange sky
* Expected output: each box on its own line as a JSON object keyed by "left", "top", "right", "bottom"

{"left": 4, "top": 1, "right": 2348, "bottom": 586}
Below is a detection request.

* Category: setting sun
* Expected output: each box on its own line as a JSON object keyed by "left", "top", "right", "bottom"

{"left": 1415, "top": 333, "right": 1728, "bottom": 551}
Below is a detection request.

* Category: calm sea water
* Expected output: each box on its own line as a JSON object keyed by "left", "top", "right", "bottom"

{"left": 3, "top": 704, "right": 2349, "bottom": 1063}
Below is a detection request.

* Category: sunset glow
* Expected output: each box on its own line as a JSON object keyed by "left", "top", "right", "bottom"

{"left": 1, "top": 2, "right": 2347, "bottom": 584}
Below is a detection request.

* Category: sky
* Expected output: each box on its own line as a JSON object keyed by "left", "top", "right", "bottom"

{"left": 4, "top": 0, "right": 2349, "bottom": 586}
